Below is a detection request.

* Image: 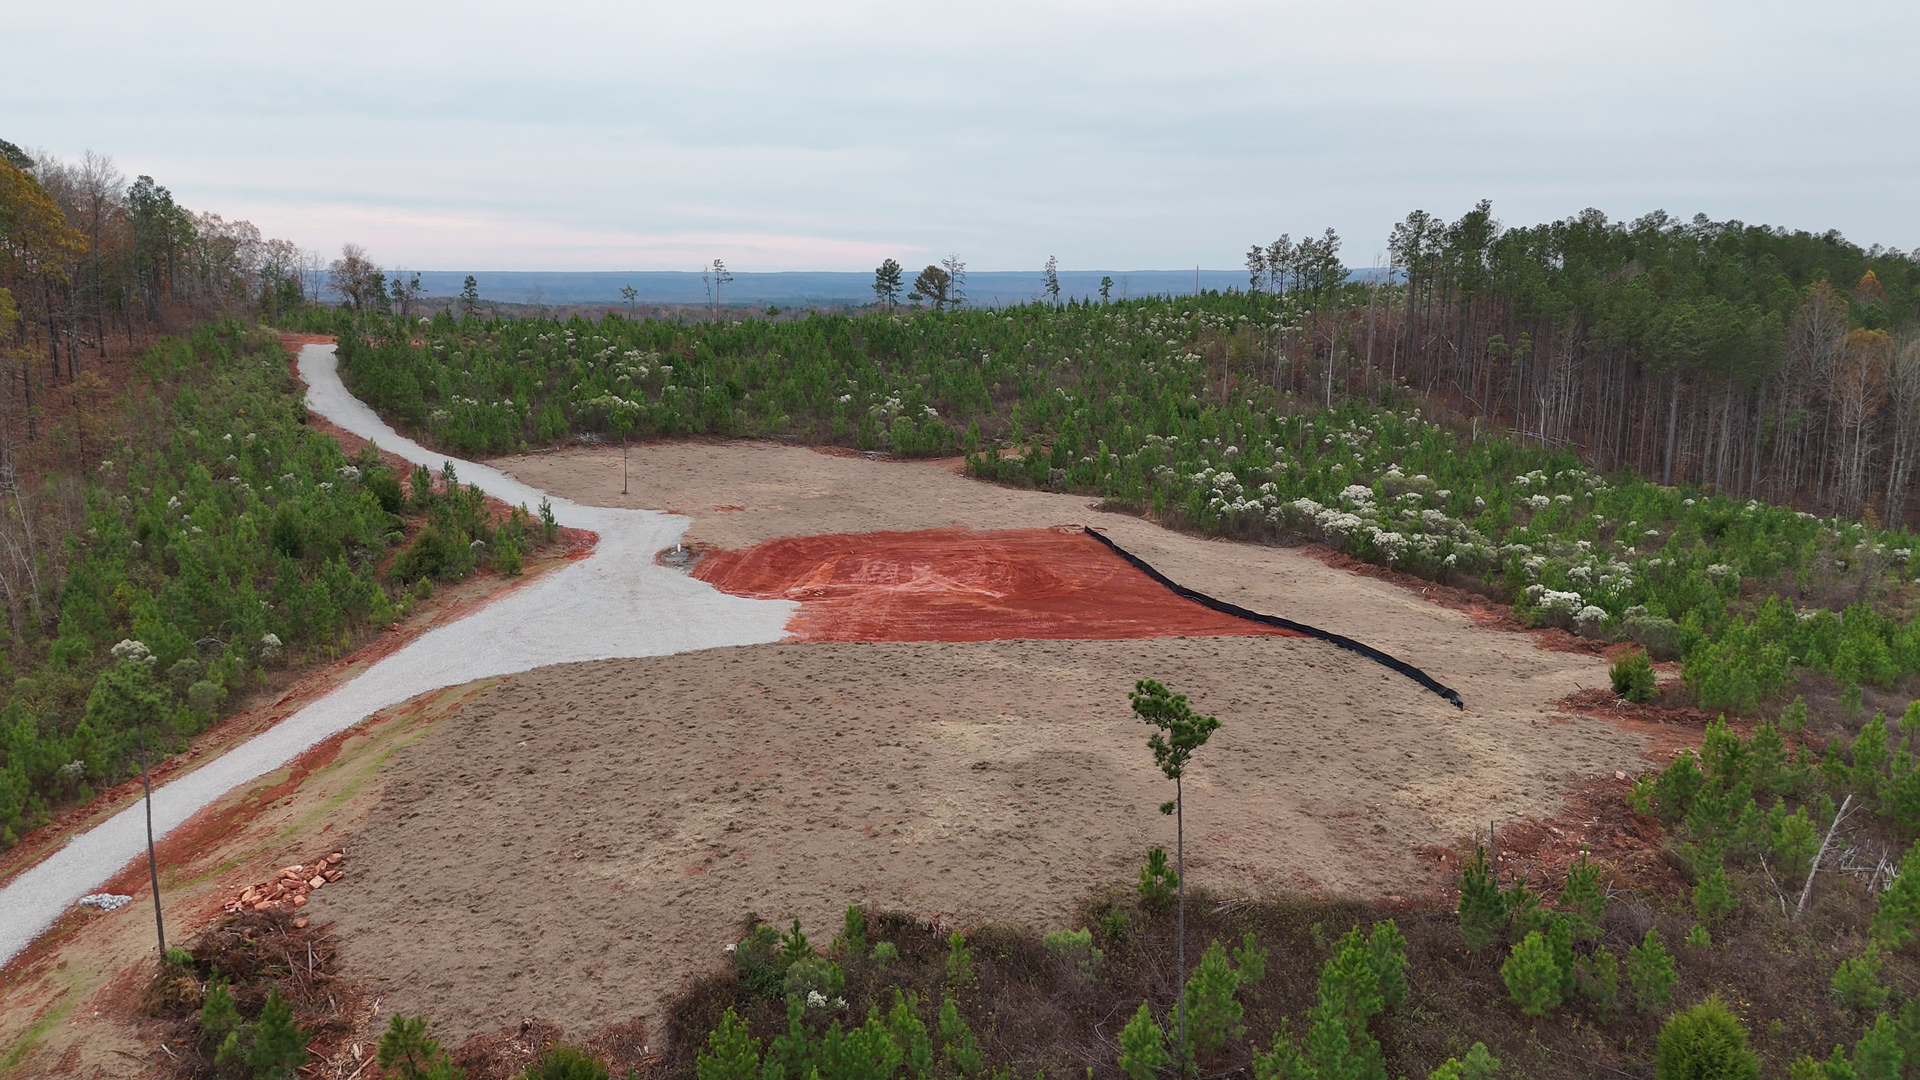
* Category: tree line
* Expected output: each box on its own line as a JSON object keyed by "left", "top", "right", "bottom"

{"left": 1241, "top": 202, "right": 1920, "bottom": 525}
{"left": 0, "top": 139, "right": 315, "bottom": 391}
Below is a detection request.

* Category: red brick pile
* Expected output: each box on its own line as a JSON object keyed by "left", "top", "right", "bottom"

{"left": 222, "top": 851, "right": 346, "bottom": 928}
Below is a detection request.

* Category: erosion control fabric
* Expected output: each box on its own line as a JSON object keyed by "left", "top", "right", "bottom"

{"left": 1082, "top": 527, "right": 1465, "bottom": 709}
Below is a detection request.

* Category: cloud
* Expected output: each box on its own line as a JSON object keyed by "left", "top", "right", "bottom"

{"left": 7, "top": 0, "right": 1915, "bottom": 270}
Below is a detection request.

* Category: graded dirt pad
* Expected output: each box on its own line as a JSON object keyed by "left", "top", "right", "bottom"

{"left": 497, "top": 441, "right": 1592, "bottom": 714}
{"left": 320, "top": 639, "right": 1644, "bottom": 1045}
{"left": 297, "top": 441, "right": 1653, "bottom": 1046}
{"left": 693, "top": 526, "right": 1304, "bottom": 643}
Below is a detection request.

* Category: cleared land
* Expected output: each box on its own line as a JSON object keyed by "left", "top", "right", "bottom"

{"left": 313, "top": 442, "right": 1647, "bottom": 1044}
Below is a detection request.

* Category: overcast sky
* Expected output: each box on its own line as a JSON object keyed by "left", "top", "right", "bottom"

{"left": 9, "top": 0, "right": 1917, "bottom": 272}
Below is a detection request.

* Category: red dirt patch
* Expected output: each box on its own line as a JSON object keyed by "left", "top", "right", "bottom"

{"left": 694, "top": 525, "right": 1305, "bottom": 643}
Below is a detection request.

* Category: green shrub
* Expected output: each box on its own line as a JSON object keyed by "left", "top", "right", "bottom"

{"left": 1686, "top": 923, "right": 1711, "bottom": 948}
{"left": 520, "top": 1045, "right": 610, "bottom": 1080}
{"left": 1043, "top": 928, "right": 1103, "bottom": 978}
{"left": 1501, "top": 930, "right": 1564, "bottom": 1017}
{"left": 871, "top": 941, "right": 899, "bottom": 966}
{"left": 1832, "top": 946, "right": 1889, "bottom": 1013}
{"left": 1627, "top": 929, "right": 1677, "bottom": 1013}
{"left": 732, "top": 924, "right": 790, "bottom": 999}
{"left": 783, "top": 957, "right": 844, "bottom": 1002}
{"left": 187, "top": 679, "right": 226, "bottom": 714}
{"left": 1625, "top": 613, "right": 1685, "bottom": 661}
{"left": 394, "top": 525, "right": 455, "bottom": 582}
{"left": 1612, "top": 649, "right": 1658, "bottom": 702}
{"left": 1653, "top": 998, "right": 1759, "bottom": 1080}
{"left": 365, "top": 467, "right": 404, "bottom": 513}
{"left": 1429, "top": 1044, "right": 1500, "bottom": 1080}
{"left": 1118, "top": 1001, "right": 1169, "bottom": 1080}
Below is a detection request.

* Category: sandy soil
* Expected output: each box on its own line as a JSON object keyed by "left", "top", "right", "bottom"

{"left": 322, "top": 640, "right": 1639, "bottom": 1044}
{"left": 308, "top": 443, "right": 1649, "bottom": 1044}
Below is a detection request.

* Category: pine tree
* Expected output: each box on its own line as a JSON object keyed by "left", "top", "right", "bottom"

{"left": 887, "top": 992, "right": 933, "bottom": 1080}
{"left": 1851, "top": 1013, "right": 1902, "bottom": 1080}
{"left": 377, "top": 1014, "right": 462, "bottom": 1080}
{"left": 1131, "top": 678, "right": 1221, "bottom": 1066}
{"left": 1832, "top": 946, "right": 1890, "bottom": 1013}
{"left": 938, "top": 998, "right": 982, "bottom": 1078}
{"left": 1693, "top": 866, "right": 1738, "bottom": 924}
{"left": 1118, "top": 1002, "right": 1169, "bottom": 1080}
{"left": 1367, "top": 922, "right": 1409, "bottom": 1010}
{"left": 1429, "top": 1044, "right": 1500, "bottom": 1080}
{"left": 246, "top": 987, "right": 307, "bottom": 1079}
{"left": 1501, "top": 931, "right": 1564, "bottom": 1017}
{"left": 1558, "top": 851, "right": 1607, "bottom": 942}
{"left": 698, "top": 1008, "right": 762, "bottom": 1080}
{"left": 1182, "top": 940, "right": 1244, "bottom": 1054}
{"left": 199, "top": 978, "right": 240, "bottom": 1046}
{"left": 1628, "top": 929, "right": 1678, "bottom": 1013}
{"left": 1653, "top": 998, "right": 1759, "bottom": 1080}
{"left": 1576, "top": 948, "right": 1620, "bottom": 1017}
{"left": 1872, "top": 840, "right": 1920, "bottom": 949}
{"left": 1456, "top": 846, "right": 1506, "bottom": 952}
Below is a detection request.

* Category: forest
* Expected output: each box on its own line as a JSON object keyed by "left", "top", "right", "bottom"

{"left": 0, "top": 147, "right": 552, "bottom": 846}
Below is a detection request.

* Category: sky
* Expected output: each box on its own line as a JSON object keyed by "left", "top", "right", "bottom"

{"left": 8, "top": 0, "right": 1917, "bottom": 273}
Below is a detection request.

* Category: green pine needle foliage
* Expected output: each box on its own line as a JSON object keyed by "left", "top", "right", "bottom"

{"left": 1653, "top": 998, "right": 1760, "bottom": 1080}
{"left": 1501, "top": 931, "right": 1564, "bottom": 1018}
{"left": 1118, "top": 1001, "right": 1170, "bottom": 1080}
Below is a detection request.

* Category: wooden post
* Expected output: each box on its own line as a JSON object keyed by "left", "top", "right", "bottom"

{"left": 138, "top": 727, "right": 166, "bottom": 958}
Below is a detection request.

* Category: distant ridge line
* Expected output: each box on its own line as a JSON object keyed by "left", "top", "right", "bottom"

{"left": 378, "top": 268, "right": 1392, "bottom": 308}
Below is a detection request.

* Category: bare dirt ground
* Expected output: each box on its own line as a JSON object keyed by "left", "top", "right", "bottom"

{"left": 0, "top": 680, "right": 495, "bottom": 1078}
{"left": 307, "top": 443, "right": 1648, "bottom": 1044}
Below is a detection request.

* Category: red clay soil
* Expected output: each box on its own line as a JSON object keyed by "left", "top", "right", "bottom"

{"left": 693, "top": 525, "right": 1306, "bottom": 643}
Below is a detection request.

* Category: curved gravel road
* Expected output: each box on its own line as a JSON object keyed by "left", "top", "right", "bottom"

{"left": 0, "top": 344, "right": 795, "bottom": 967}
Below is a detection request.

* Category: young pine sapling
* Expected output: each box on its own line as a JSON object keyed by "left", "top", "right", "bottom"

{"left": 1131, "top": 678, "right": 1221, "bottom": 1070}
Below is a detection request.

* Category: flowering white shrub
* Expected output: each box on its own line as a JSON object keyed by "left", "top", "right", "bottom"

{"left": 110, "top": 639, "right": 155, "bottom": 665}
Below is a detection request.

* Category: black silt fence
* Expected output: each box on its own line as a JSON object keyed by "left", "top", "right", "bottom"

{"left": 1082, "top": 526, "right": 1465, "bottom": 709}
